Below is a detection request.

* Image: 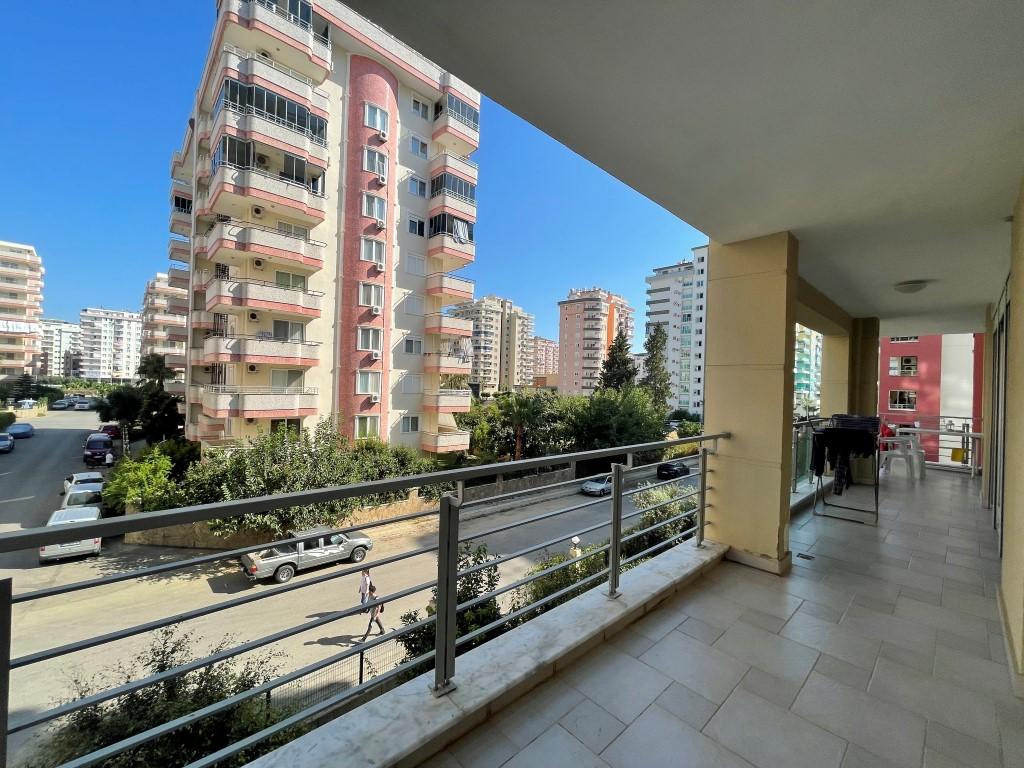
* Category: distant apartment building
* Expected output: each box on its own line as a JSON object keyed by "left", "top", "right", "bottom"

{"left": 558, "top": 288, "right": 635, "bottom": 395}
{"left": 533, "top": 336, "right": 558, "bottom": 376}
{"left": 643, "top": 245, "right": 707, "bottom": 414}
{"left": 172, "top": 0, "right": 480, "bottom": 451}
{"left": 878, "top": 333, "right": 984, "bottom": 461}
{"left": 39, "top": 318, "right": 81, "bottom": 377}
{"left": 79, "top": 308, "right": 143, "bottom": 381}
{"left": 141, "top": 273, "right": 189, "bottom": 394}
{"left": 793, "top": 324, "right": 823, "bottom": 411}
{"left": 450, "top": 295, "right": 534, "bottom": 394}
{"left": 0, "top": 240, "right": 43, "bottom": 380}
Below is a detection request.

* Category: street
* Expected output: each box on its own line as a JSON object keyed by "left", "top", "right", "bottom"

{"left": 4, "top": 416, "right": 695, "bottom": 762}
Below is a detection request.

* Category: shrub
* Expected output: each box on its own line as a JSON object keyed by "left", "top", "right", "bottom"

{"left": 0, "top": 411, "right": 14, "bottom": 430}
{"left": 103, "top": 450, "right": 180, "bottom": 514}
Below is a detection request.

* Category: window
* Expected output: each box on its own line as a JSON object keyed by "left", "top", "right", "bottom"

{"left": 362, "top": 193, "right": 387, "bottom": 222}
{"left": 277, "top": 221, "right": 309, "bottom": 239}
{"left": 281, "top": 153, "right": 307, "bottom": 184}
{"left": 889, "top": 390, "right": 917, "bottom": 411}
{"left": 364, "top": 103, "right": 388, "bottom": 133}
{"left": 408, "top": 177, "right": 427, "bottom": 197}
{"left": 430, "top": 173, "right": 476, "bottom": 202}
{"left": 356, "top": 370, "right": 382, "bottom": 395}
{"left": 434, "top": 94, "right": 480, "bottom": 131}
{"left": 275, "top": 271, "right": 306, "bottom": 291}
{"left": 402, "top": 373, "right": 423, "bottom": 393}
{"left": 403, "top": 337, "right": 423, "bottom": 354}
{"left": 271, "top": 369, "right": 304, "bottom": 388}
{"left": 360, "top": 237, "right": 386, "bottom": 266}
{"left": 890, "top": 336, "right": 919, "bottom": 343}
{"left": 213, "top": 135, "right": 253, "bottom": 169}
{"left": 357, "top": 326, "right": 383, "bottom": 351}
{"left": 428, "top": 213, "right": 474, "bottom": 242}
{"left": 359, "top": 282, "right": 385, "bottom": 307}
{"left": 401, "top": 415, "right": 420, "bottom": 433}
{"left": 363, "top": 147, "right": 388, "bottom": 180}
{"left": 172, "top": 195, "right": 192, "bottom": 214}
{"left": 354, "top": 415, "right": 380, "bottom": 439}
{"left": 405, "top": 253, "right": 425, "bottom": 275}
{"left": 404, "top": 294, "right": 424, "bottom": 315}
{"left": 410, "top": 136, "right": 429, "bottom": 159}
{"left": 888, "top": 355, "right": 918, "bottom": 376}
{"left": 273, "top": 320, "right": 304, "bottom": 342}
{"left": 411, "top": 95, "right": 430, "bottom": 119}
{"left": 408, "top": 215, "right": 425, "bottom": 237}
{"left": 270, "top": 418, "right": 301, "bottom": 433}
{"left": 219, "top": 78, "right": 327, "bottom": 144}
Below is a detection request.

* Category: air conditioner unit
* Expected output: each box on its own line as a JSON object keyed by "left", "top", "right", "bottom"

{"left": 369, "top": 394, "right": 380, "bottom": 403}
{"left": 372, "top": 261, "right": 385, "bottom": 273}
{"left": 253, "top": 258, "right": 265, "bottom": 270}
{"left": 376, "top": 173, "right": 386, "bottom": 185}
{"left": 371, "top": 305, "right": 382, "bottom": 316}
{"left": 378, "top": 129, "right": 388, "bottom": 141}
{"left": 375, "top": 219, "right": 386, "bottom": 231}
{"left": 255, "top": 154, "right": 269, "bottom": 168}
{"left": 247, "top": 364, "right": 259, "bottom": 373}
{"left": 371, "top": 350, "right": 382, "bottom": 360}
{"left": 251, "top": 205, "right": 264, "bottom": 219}
{"left": 247, "top": 311, "right": 260, "bottom": 322}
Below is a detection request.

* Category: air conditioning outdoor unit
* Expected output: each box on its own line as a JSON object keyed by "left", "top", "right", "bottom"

{"left": 248, "top": 311, "right": 260, "bottom": 322}
{"left": 371, "top": 305, "right": 382, "bottom": 316}
{"left": 377, "top": 173, "right": 386, "bottom": 184}
{"left": 371, "top": 350, "right": 382, "bottom": 360}
{"left": 253, "top": 258, "right": 265, "bottom": 270}
{"left": 369, "top": 394, "right": 380, "bottom": 403}
{"left": 372, "top": 262, "right": 385, "bottom": 273}
{"left": 255, "top": 154, "right": 269, "bottom": 168}
{"left": 378, "top": 129, "right": 388, "bottom": 141}
{"left": 247, "top": 364, "right": 259, "bottom": 373}
{"left": 251, "top": 205, "right": 264, "bottom": 219}
{"left": 375, "top": 219, "right": 386, "bottom": 231}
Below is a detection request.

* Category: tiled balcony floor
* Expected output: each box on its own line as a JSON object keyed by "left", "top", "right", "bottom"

{"left": 422, "top": 471, "right": 1023, "bottom": 768}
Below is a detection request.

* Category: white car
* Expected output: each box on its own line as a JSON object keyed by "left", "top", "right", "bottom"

{"left": 73, "top": 401, "right": 91, "bottom": 411}
{"left": 62, "top": 483, "right": 105, "bottom": 510}
{"left": 580, "top": 475, "right": 613, "bottom": 496}
{"left": 38, "top": 506, "right": 103, "bottom": 563}
{"left": 63, "top": 471, "right": 105, "bottom": 495}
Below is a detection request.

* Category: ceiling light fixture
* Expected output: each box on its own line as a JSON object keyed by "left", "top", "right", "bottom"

{"left": 893, "top": 280, "right": 931, "bottom": 294}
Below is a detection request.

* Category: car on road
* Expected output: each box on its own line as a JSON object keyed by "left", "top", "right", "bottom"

{"left": 240, "top": 526, "right": 374, "bottom": 583}
{"left": 0, "top": 433, "right": 13, "bottom": 453}
{"left": 73, "top": 400, "right": 91, "bottom": 411}
{"left": 657, "top": 459, "right": 692, "bottom": 479}
{"left": 83, "top": 433, "right": 113, "bottom": 465}
{"left": 99, "top": 424, "right": 121, "bottom": 440}
{"left": 38, "top": 506, "right": 103, "bottom": 563}
{"left": 63, "top": 471, "right": 105, "bottom": 494}
{"left": 51, "top": 400, "right": 69, "bottom": 410}
{"left": 8, "top": 423, "right": 34, "bottom": 439}
{"left": 62, "top": 483, "right": 105, "bottom": 512}
{"left": 580, "top": 474, "right": 613, "bottom": 496}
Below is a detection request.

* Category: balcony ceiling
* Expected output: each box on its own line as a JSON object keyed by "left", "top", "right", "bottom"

{"left": 345, "top": 1, "right": 1024, "bottom": 332}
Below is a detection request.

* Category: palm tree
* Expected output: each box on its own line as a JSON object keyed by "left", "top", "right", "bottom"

{"left": 137, "top": 353, "right": 175, "bottom": 390}
{"left": 499, "top": 393, "right": 544, "bottom": 461}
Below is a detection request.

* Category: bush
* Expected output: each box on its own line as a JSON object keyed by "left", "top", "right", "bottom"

{"left": 141, "top": 438, "right": 201, "bottom": 480}
{"left": 624, "top": 482, "right": 698, "bottom": 560}
{"left": 26, "top": 629, "right": 305, "bottom": 768}
{"left": 0, "top": 411, "right": 14, "bottom": 430}
{"left": 103, "top": 450, "right": 180, "bottom": 514}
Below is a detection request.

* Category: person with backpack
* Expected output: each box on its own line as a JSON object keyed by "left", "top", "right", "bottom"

{"left": 360, "top": 584, "right": 385, "bottom": 641}
{"left": 358, "top": 568, "right": 373, "bottom": 610}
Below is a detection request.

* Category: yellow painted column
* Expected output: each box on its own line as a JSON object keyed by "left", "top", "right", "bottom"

{"left": 849, "top": 318, "right": 880, "bottom": 416}
{"left": 981, "top": 306, "right": 994, "bottom": 508}
{"left": 820, "top": 335, "right": 850, "bottom": 417}
{"left": 704, "top": 232, "right": 797, "bottom": 575}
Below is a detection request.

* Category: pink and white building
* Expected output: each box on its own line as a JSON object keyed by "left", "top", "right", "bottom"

{"left": 173, "top": 0, "right": 480, "bottom": 451}
{"left": 0, "top": 240, "right": 43, "bottom": 380}
{"left": 533, "top": 336, "right": 558, "bottom": 377}
{"left": 558, "top": 288, "right": 634, "bottom": 395}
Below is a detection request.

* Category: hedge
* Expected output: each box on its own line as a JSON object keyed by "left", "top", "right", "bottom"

{"left": 0, "top": 412, "right": 15, "bottom": 430}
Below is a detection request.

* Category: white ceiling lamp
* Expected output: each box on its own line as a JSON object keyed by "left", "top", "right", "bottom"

{"left": 893, "top": 280, "right": 932, "bottom": 294}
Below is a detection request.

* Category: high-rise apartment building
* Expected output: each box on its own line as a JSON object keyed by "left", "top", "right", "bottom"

{"left": 0, "top": 240, "right": 44, "bottom": 380}
{"left": 79, "top": 308, "right": 143, "bottom": 381}
{"left": 173, "top": 0, "right": 479, "bottom": 450}
{"left": 643, "top": 245, "right": 708, "bottom": 414}
{"left": 450, "top": 295, "right": 534, "bottom": 394}
{"left": 558, "top": 288, "right": 634, "bottom": 395}
{"left": 39, "top": 319, "right": 81, "bottom": 378}
{"left": 533, "top": 336, "right": 558, "bottom": 377}
{"left": 141, "top": 273, "right": 189, "bottom": 394}
{"left": 793, "top": 324, "right": 823, "bottom": 411}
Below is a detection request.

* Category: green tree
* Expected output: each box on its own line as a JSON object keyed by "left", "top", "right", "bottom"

{"left": 27, "top": 629, "right": 305, "bottom": 768}
{"left": 103, "top": 450, "right": 180, "bottom": 513}
{"left": 139, "top": 387, "right": 185, "bottom": 443}
{"left": 141, "top": 437, "right": 201, "bottom": 480}
{"left": 137, "top": 353, "right": 176, "bottom": 389}
{"left": 497, "top": 392, "right": 545, "bottom": 461}
{"left": 639, "top": 323, "right": 671, "bottom": 410}
{"left": 13, "top": 373, "right": 34, "bottom": 400}
{"left": 97, "top": 385, "right": 144, "bottom": 426}
{"left": 561, "top": 387, "right": 665, "bottom": 451}
{"left": 668, "top": 407, "right": 700, "bottom": 423}
{"left": 597, "top": 330, "right": 638, "bottom": 391}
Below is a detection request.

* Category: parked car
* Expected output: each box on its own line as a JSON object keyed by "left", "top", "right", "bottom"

{"left": 580, "top": 474, "right": 613, "bottom": 496}
{"left": 657, "top": 460, "right": 692, "bottom": 479}
{"left": 51, "top": 400, "right": 69, "bottom": 410}
{"left": 63, "top": 471, "right": 105, "bottom": 495}
{"left": 99, "top": 424, "right": 121, "bottom": 440}
{"left": 8, "top": 423, "right": 34, "bottom": 439}
{"left": 240, "top": 526, "right": 374, "bottom": 583}
{"left": 62, "top": 483, "right": 105, "bottom": 512}
{"left": 83, "top": 433, "right": 113, "bottom": 465}
{"left": 73, "top": 401, "right": 91, "bottom": 411}
{"left": 38, "top": 506, "right": 103, "bottom": 563}
{"left": 0, "top": 433, "right": 13, "bottom": 453}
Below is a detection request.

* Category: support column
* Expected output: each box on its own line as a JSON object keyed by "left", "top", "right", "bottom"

{"left": 981, "top": 306, "right": 994, "bottom": 507}
{"left": 820, "top": 335, "right": 850, "bottom": 418}
{"left": 819, "top": 319, "right": 878, "bottom": 417}
{"left": 704, "top": 232, "right": 797, "bottom": 575}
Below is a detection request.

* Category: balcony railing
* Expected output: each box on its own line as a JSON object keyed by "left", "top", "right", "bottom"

{"left": 242, "top": 0, "right": 331, "bottom": 49}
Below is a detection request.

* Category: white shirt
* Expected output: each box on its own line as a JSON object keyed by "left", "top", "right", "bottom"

{"left": 359, "top": 574, "right": 372, "bottom": 595}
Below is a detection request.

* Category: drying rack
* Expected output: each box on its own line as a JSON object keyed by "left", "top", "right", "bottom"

{"left": 811, "top": 414, "right": 880, "bottom": 526}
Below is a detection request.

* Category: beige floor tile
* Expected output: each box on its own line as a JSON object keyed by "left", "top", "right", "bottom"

{"left": 840, "top": 743, "right": 904, "bottom": 768}
{"left": 932, "top": 644, "right": 1015, "bottom": 701}
{"left": 738, "top": 666, "right": 802, "bottom": 709}
{"left": 448, "top": 724, "right": 519, "bottom": 768}
{"left": 654, "top": 681, "right": 719, "bottom": 730}
{"left": 705, "top": 578, "right": 804, "bottom": 621}
{"left": 813, "top": 653, "right": 872, "bottom": 690}
{"left": 839, "top": 602, "right": 937, "bottom": 655}
{"left": 561, "top": 646, "right": 671, "bottom": 725}
{"left": 924, "top": 720, "right": 1001, "bottom": 768}
{"left": 491, "top": 677, "right": 584, "bottom": 749}
{"left": 559, "top": 699, "right": 625, "bottom": 755}
{"left": 502, "top": 725, "right": 609, "bottom": 768}
{"left": 893, "top": 595, "right": 989, "bottom": 643}
{"left": 712, "top": 621, "right": 818, "bottom": 686}
{"left": 630, "top": 605, "right": 688, "bottom": 642}
{"left": 678, "top": 615, "right": 725, "bottom": 644}
{"left": 939, "top": 587, "right": 1000, "bottom": 621}
{"left": 640, "top": 630, "right": 748, "bottom": 704}
{"left": 670, "top": 585, "right": 747, "bottom": 629}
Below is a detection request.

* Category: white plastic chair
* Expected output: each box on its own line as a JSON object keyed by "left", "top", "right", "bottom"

{"left": 882, "top": 435, "right": 915, "bottom": 478}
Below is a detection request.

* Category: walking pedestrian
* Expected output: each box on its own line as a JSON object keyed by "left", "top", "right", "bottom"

{"left": 104, "top": 450, "right": 115, "bottom": 471}
{"left": 360, "top": 585, "right": 385, "bottom": 641}
{"left": 358, "top": 568, "right": 372, "bottom": 611}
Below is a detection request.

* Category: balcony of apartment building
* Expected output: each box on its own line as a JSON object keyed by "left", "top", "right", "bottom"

{"left": 168, "top": 235, "right": 191, "bottom": 265}
{"left": 204, "top": 43, "right": 330, "bottom": 119}
{"left": 202, "top": 332, "right": 320, "bottom": 367}
{"left": 429, "top": 150, "right": 479, "bottom": 187}
{"left": 195, "top": 217, "right": 325, "bottom": 271}
{"left": 167, "top": 266, "right": 190, "bottom": 289}
{"left": 219, "top": 0, "right": 332, "bottom": 84}
{"left": 198, "top": 381, "right": 318, "bottom": 419}
{"left": 420, "top": 425, "right": 472, "bottom": 453}
{"left": 203, "top": 275, "right": 323, "bottom": 318}
{"left": 428, "top": 212, "right": 476, "bottom": 270}
{"left": 424, "top": 348, "right": 472, "bottom": 374}
{"left": 426, "top": 271, "right": 474, "bottom": 306}
{"left": 169, "top": 199, "right": 192, "bottom": 237}
{"left": 424, "top": 312, "right": 474, "bottom": 338}
{"left": 423, "top": 388, "right": 473, "bottom": 413}
{"left": 428, "top": 172, "right": 477, "bottom": 222}
{"left": 432, "top": 92, "right": 480, "bottom": 156}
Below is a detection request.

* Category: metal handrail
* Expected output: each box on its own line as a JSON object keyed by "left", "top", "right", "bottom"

{"left": 205, "top": 332, "right": 321, "bottom": 346}
{"left": 212, "top": 158, "right": 327, "bottom": 198}
{"left": 242, "top": 0, "right": 331, "bottom": 49}
{"left": 219, "top": 99, "right": 328, "bottom": 147}
{"left": 202, "top": 384, "right": 318, "bottom": 395}
{"left": 201, "top": 275, "right": 325, "bottom": 297}
{"left": 428, "top": 150, "right": 479, "bottom": 169}
{"left": 205, "top": 216, "right": 327, "bottom": 248}
{"left": 436, "top": 106, "right": 480, "bottom": 132}
{"left": 429, "top": 187, "right": 477, "bottom": 207}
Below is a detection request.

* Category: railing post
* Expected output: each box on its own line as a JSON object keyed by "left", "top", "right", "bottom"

{"left": 358, "top": 649, "right": 365, "bottom": 686}
{"left": 0, "top": 577, "right": 10, "bottom": 768}
{"left": 791, "top": 425, "right": 799, "bottom": 493}
{"left": 697, "top": 447, "right": 709, "bottom": 548}
{"left": 607, "top": 463, "right": 624, "bottom": 598}
{"left": 625, "top": 452, "right": 634, "bottom": 469}
{"left": 433, "top": 495, "right": 459, "bottom": 695}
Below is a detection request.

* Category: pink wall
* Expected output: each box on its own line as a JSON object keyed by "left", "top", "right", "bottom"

{"left": 338, "top": 56, "right": 399, "bottom": 440}
{"left": 878, "top": 335, "right": 942, "bottom": 459}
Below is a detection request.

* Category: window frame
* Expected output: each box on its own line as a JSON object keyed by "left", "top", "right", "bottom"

{"left": 401, "top": 415, "right": 421, "bottom": 433}
{"left": 411, "top": 94, "right": 430, "bottom": 120}
{"left": 363, "top": 102, "right": 389, "bottom": 133}
{"left": 361, "top": 193, "right": 387, "bottom": 222}
{"left": 409, "top": 134, "right": 429, "bottom": 160}
{"left": 360, "top": 237, "right": 386, "bottom": 266}
{"left": 354, "top": 414, "right": 380, "bottom": 440}
{"left": 358, "top": 282, "right": 385, "bottom": 307}
{"left": 355, "top": 369, "right": 382, "bottom": 396}
{"left": 888, "top": 389, "right": 918, "bottom": 411}
{"left": 403, "top": 336, "right": 423, "bottom": 355}
{"left": 357, "top": 326, "right": 383, "bottom": 352}
{"left": 362, "top": 146, "right": 389, "bottom": 181}
{"left": 408, "top": 176, "right": 427, "bottom": 197}
{"left": 402, "top": 373, "right": 423, "bottom": 393}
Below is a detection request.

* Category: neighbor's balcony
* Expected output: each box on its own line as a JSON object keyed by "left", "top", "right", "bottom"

{"left": 202, "top": 334, "right": 320, "bottom": 366}
{"left": 425, "top": 272, "right": 474, "bottom": 305}
{"left": 433, "top": 107, "right": 480, "bottom": 155}
{"left": 428, "top": 187, "right": 477, "bottom": 221}
{"left": 169, "top": 207, "right": 191, "bottom": 237}
{"left": 200, "top": 383, "right": 318, "bottom": 418}
{"left": 423, "top": 352, "right": 472, "bottom": 374}
{"left": 429, "top": 151, "right": 478, "bottom": 184}
{"left": 212, "top": 101, "right": 329, "bottom": 168}
{"left": 420, "top": 427, "right": 471, "bottom": 453}
{"left": 191, "top": 310, "right": 215, "bottom": 330}
{"left": 221, "top": 0, "right": 331, "bottom": 83}
{"left": 424, "top": 313, "right": 473, "bottom": 337}
{"left": 197, "top": 219, "right": 324, "bottom": 270}
{"left": 203, "top": 277, "right": 322, "bottom": 318}
{"left": 208, "top": 162, "right": 328, "bottom": 225}
{"left": 422, "top": 389, "right": 472, "bottom": 412}
{"left": 210, "top": 43, "right": 330, "bottom": 115}
{"left": 165, "top": 379, "right": 186, "bottom": 395}
{"left": 427, "top": 232, "right": 475, "bottom": 269}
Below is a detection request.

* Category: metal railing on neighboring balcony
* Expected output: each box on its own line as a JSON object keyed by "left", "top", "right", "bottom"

{"left": 202, "top": 383, "right": 318, "bottom": 395}
{"left": 221, "top": 43, "right": 327, "bottom": 95}
{"left": 200, "top": 274, "right": 325, "bottom": 297}
{"left": 203, "top": 217, "right": 327, "bottom": 249}
{"left": 211, "top": 159, "right": 327, "bottom": 197}
{"left": 435, "top": 106, "right": 480, "bottom": 133}
{"left": 219, "top": 100, "right": 328, "bottom": 147}
{"left": 0, "top": 432, "right": 726, "bottom": 768}
{"left": 429, "top": 150, "right": 479, "bottom": 170}
{"left": 241, "top": 0, "right": 331, "bottom": 49}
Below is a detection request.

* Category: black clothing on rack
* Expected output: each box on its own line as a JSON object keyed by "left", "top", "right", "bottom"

{"left": 811, "top": 427, "right": 876, "bottom": 495}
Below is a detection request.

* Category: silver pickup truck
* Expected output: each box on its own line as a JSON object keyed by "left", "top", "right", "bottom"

{"left": 240, "top": 525, "right": 373, "bottom": 583}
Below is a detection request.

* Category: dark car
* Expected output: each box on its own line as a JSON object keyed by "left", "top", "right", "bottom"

{"left": 8, "top": 423, "right": 34, "bottom": 439}
{"left": 657, "top": 459, "right": 691, "bottom": 479}
{"left": 83, "top": 433, "right": 113, "bottom": 466}
{"left": 0, "top": 433, "right": 13, "bottom": 453}
{"left": 99, "top": 425, "right": 121, "bottom": 440}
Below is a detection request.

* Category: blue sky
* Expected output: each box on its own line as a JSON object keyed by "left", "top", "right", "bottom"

{"left": 0, "top": 3, "right": 706, "bottom": 349}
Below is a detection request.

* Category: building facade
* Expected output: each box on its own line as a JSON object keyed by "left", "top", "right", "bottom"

{"left": 79, "top": 308, "right": 143, "bottom": 381}
{"left": 39, "top": 319, "right": 81, "bottom": 378}
{"left": 141, "top": 273, "right": 189, "bottom": 394}
{"left": 558, "top": 288, "right": 634, "bottom": 395}
{"left": 450, "top": 295, "right": 533, "bottom": 394}
{"left": 642, "top": 245, "right": 707, "bottom": 414}
{"left": 0, "top": 240, "right": 43, "bottom": 381}
{"left": 793, "top": 324, "right": 823, "bottom": 412}
{"left": 172, "top": 0, "right": 480, "bottom": 451}
{"left": 533, "top": 336, "right": 558, "bottom": 377}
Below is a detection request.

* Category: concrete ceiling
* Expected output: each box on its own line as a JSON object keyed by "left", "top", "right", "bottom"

{"left": 346, "top": 1, "right": 1024, "bottom": 332}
